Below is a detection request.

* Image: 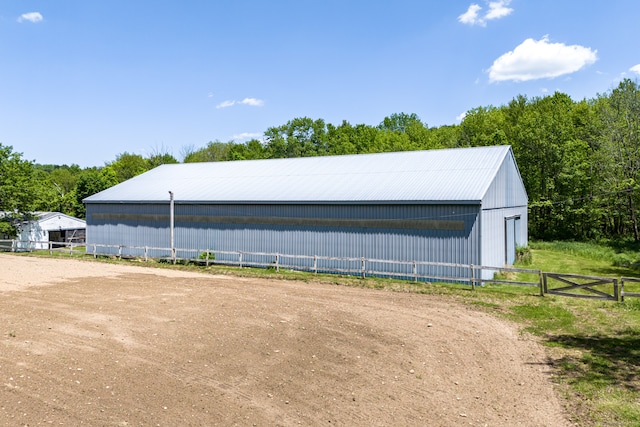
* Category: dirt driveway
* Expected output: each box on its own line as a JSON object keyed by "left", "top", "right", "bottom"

{"left": 0, "top": 254, "right": 570, "bottom": 426}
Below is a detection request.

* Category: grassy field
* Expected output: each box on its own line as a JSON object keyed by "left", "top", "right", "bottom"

{"left": 15, "top": 241, "right": 640, "bottom": 426}
{"left": 458, "top": 241, "right": 640, "bottom": 426}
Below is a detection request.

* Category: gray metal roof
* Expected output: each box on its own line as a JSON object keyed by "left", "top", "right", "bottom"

{"left": 84, "top": 145, "right": 519, "bottom": 204}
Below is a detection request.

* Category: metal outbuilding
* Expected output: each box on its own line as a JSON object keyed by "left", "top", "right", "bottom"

{"left": 84, "top": 146, "right": 528, "bottom": 280}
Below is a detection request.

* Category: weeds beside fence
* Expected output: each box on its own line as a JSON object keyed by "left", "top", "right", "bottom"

{"left": 1, "top": 239, "right": 637, "bottom": 302}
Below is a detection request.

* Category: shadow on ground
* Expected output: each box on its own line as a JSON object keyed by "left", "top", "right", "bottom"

{"left": 547, "top": 331, "right": 640, "bottom": 390}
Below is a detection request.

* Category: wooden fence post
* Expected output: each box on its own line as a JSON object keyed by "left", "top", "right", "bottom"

{"left": 49, "top": 243, "right": 562, "bottom": 292}
{"left": 538, "top": 271, "right": 544, "bottom": 296}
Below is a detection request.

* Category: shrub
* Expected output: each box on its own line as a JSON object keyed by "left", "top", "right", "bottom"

{"left": 516, "top": 245, "right": 533, "bottom": 265}
{"left": 199, "top": 251, "right": 215, "bottom": 261}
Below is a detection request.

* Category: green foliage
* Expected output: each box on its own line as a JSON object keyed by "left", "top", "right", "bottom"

{"left": 531, "top": 239, "right": 640, "bottom": 274}
{"left": 147, "top": 153, "right": 178, "bottom": 168}
{"left": 452, "top": 81, "right": 640, "bottom": 242}
{"left": 378, "top": 112, "right": 423, "bottom": 133}
{"left": 264, "top": 117, "right": 329, "bottom": 158}
{"left": 0, "top": 144, "right": 38, "bottom": 235}
{"left": 226, "top": 139, "right": 268, "bottom": 160}
{"left": 326, "top": 121, "right": 377, "bottom": 154}
{"left": 9, "top": 78, "right": 640, "bottom": 244}
{"left": 183, "top": 141, "right": 232, "bottom": 163}
{"left": 510, "top": 304, "right": 576, "bottom": 335}
{"left": 515, "top": 245, "right": 532, "bottom": 265}
{"left": 458, "top": 106, "right": 507, "bottom": 147}
{"left": 106, "top": 152, "right": 151, "bottom": 182}
{"left": 595, "top": 78, "right": 640, "bottom": 241}
{"left": 495, "top": 242, "right": 640, "bottom": 426}
{"left": 198, "top": 250, "right": 215, "bottom": 261}
{"left": 73, "top": 168, "right": 119, "bottom": 218}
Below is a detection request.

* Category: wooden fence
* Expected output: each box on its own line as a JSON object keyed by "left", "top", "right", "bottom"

{"left": 543, "top": 273, "right": 619, "bottom": 301}
{"left": 620, "top": 277, "right": 640, "bottom": 302}
{"left": 1, "top": 239, "right": 638, "bottom": 302}
{"left": 82, "top": 243, "right": 545, "bottom": 291}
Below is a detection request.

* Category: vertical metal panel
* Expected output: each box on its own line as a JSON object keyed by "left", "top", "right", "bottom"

{"left": 86, "top": 203, "right": 172, "bottom": 257}
{"left": 482, "top": 150, "right": 528, "bottom": 210}
{"left": 477, "top": 148, "right": 529, "bottom": 280}
{"left": 87, "top": 202, "right": 482, "bottom": 280}
{"left": 84, "top": 147, "right": 529, "bottom": 282}
{"left": 479, "top": 206, "right": 528, "bottom": 278}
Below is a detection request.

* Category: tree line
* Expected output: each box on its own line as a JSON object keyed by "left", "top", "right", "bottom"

{"left": 1, "top": 78, "right": 639, "bottom": 243}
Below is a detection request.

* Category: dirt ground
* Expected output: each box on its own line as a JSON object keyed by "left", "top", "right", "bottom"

{"left": 0, "top": 254, "right": 572, "bottom": 426}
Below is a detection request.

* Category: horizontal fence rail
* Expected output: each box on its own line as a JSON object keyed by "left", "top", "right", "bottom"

{"left": 620, "top": 277, "right": 640, "bottom": 302}
{"left": 0, "top": 239, "right": 85, "bottom": 256}
{"left": 543, "top": 273, "right": 619, "bottom": 301}
{"left": 1, "top": 239, "right": 638, "bottom": 302}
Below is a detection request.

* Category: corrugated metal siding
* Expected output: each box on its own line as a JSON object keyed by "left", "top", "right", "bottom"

{"left": 480, "top": 207, "right": 528, "bottom": 279}
{"left": 87, "top": 203, "right": 482, "bottom": 279}
{"left": 85, "top": 146, "right": 530, "bottom": 281}
{"left": 84, "top": 146, "right": 514, "bottom": 204}
{"left": 481, "top": 149, "right": 528, "bottom": 209}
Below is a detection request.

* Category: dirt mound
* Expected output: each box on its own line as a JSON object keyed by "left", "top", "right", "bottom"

{"left": 0, "top": 254, "right": 570, "bottom": 426}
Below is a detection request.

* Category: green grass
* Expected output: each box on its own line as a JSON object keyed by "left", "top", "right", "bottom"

{"left": 500, "top": 241, "right": 640, "bottom": 426}
{"left": 8, "top": 241, "right": 640, "bottom": 425}
{"left": 531, "top": 240, "right": 640, "bottom": 277}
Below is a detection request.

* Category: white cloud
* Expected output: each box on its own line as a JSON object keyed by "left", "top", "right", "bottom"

{"left": 458, "top": 1, "right": 512, "bottom": 26}
{"left": 630, "top": 64, "right": 640, "bottom": 75}
{"left": 216, "top": 100, "right": 236, "bottom": 109}
{"left": 17, "top": 12, "right": 43, "bottom": 23}
{"left": 458, "top": 4, "right": 482, "bottom": 25}
{"left": 456, "top": 111, "right": 468, "bottom": 122}
{"left": 216, "top": 97, "right": 265, "bottom": 109}
{"left": 232, "top": 132, "right": 262, "bottom": 140}
{"left": 488, "top": 36, "right": 597, "bottom": 82}
{"left": 240, "top": 97, "right": 264, "bottom": 107}
{"left": 485, "top": 0, "right": 513, "bottom": 20}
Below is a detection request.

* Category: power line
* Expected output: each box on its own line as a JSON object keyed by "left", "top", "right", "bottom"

{"left": 528, "top": 187, "right": 634, "bottom": 208}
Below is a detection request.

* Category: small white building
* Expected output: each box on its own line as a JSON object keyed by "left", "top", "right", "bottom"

{"left": 18, "top": 212, "right": 86, "bottom": 249}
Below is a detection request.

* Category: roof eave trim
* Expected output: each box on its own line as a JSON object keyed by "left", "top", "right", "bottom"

{"left": 84, "top": 199, "right": 483, "bottom": 205}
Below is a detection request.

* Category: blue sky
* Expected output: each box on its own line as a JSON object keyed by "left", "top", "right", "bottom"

{"left": 1, "top": 1, "right": 639, "bottom": 168}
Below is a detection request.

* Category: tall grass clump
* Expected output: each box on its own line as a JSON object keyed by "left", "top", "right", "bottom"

{"left": 515, "top": 245, "right": 533, "bottom": 265}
